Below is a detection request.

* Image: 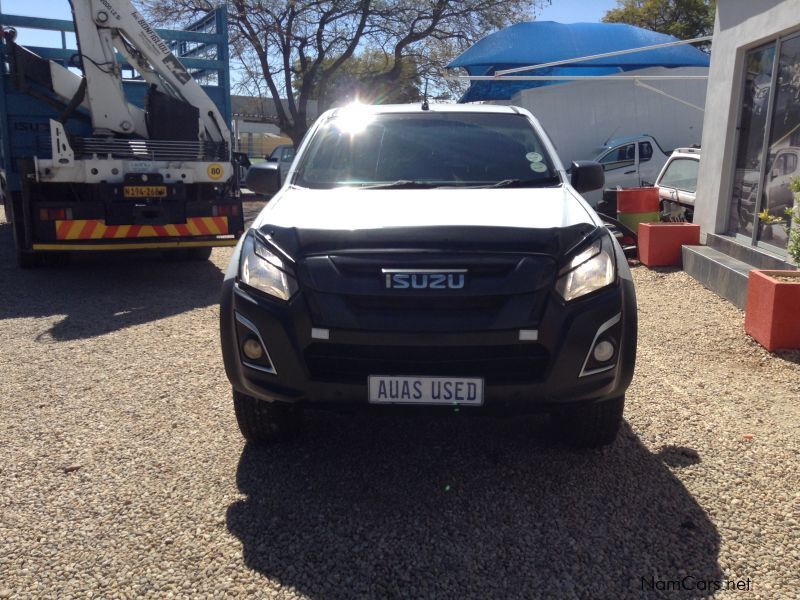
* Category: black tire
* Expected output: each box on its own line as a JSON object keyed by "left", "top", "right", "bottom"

{"left": 8, "top": 194, "right": 36, "bottom": 268}
{"left": 186, "top": 246, "right": 213, "bottom": 261}
{"left": 232, "top": 390, "right": 302, "bottom": 444}
{"left": 552, "top": 396, "right": 625, "bottom": 448}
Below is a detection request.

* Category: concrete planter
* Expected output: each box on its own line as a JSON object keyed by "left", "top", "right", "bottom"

{"left": 616, "top": 187, "right": 660, "bottom": 234}
{"left": 637, "top": 222, "right": 701, "bottom": 267}
{"left": 744, "top": 270, "right": 800, "bottom": 351}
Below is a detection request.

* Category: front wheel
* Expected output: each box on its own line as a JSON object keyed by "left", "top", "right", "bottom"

{"left": 232, "top": 390, "right": 302, "bottom": 444}
{"left": 552, "top": 396, "right": 625, "bottom": 448}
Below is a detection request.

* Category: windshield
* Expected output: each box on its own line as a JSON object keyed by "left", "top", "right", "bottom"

{"left": 588, "top": 146, "right": 609, "bottom": 160}
{"left": 658, "top": 158, "right": 699, "bottom": 193}
{"left": 293, "top": 110, "right": 559, "bottom": 189}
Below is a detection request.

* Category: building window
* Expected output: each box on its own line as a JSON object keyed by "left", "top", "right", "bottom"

{"left": 729, "top": 43, "right": 775, "bottom": 242}
{"left": 730, "top": 33, "right": 800, "bottom": 252}
{"left": 639, "top": 141, "right": 653, "bottom": 162}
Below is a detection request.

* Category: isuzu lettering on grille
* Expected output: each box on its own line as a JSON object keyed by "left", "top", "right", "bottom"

{"left": 383, "top": 269, "right": 467, "bottom": 290}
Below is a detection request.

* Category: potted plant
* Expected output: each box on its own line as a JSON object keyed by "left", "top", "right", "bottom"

{"left": 757, "top": 209, "right": 783, "bottom": 242}
{"left": 744, "top": 179, "right": 800, "bottom": 351}
{"left": 785, "top": 180, "right": 800, "bottom": 265}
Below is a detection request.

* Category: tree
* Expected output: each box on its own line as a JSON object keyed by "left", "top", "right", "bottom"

{"left": 602, "top": 0, "right": 717, "bottom": 41}
{"left": 292, "top": 49, "right": 422, "bottom": 108}
{"left": 140, "top": 0, "right": 548, "bottom": 146}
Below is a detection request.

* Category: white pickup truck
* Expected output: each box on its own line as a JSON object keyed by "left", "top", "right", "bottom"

{"left": 581, "top": 134, "right": 671, "bottom": 206}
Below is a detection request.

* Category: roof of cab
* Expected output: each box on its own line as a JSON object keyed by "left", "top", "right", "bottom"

{"left": 329, "top": 102, "right": 523, "bottom": 117}
{"left": 602, "top": 134, "right": 654, "bottom": 148}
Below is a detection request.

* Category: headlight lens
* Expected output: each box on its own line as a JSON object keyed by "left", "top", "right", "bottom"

{"left": 240, "top": 234, "right": 298, "bottom": 301}
{"left": 555, "top": 240, "right": 615, "bottom": 301}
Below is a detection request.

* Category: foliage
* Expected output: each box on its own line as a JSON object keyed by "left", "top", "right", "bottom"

{"left": 758, "top": 209, "right": 784, "bottom": 226}
{"left": 760, "top": 177, "right": 800, "bottom": 264}
{"left": 787, "top": 177, "right": 800, "bottom": 265}
{"left": 291, "top": 50, "right": 422, "bottom": 107}
{"left": 139, "top": 0, "right": 548, "bottom": 146}
{"left": 602, "top": 0, "right": 717, "bottom": 42}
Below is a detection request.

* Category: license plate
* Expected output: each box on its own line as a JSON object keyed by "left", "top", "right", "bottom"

{"left": 368, "top": 375, "right": 484, "bottom": 406}
{"left": 123, "top": 185, "right": 167, "bottom": 198}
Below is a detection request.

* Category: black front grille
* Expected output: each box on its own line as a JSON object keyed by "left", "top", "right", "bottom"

{"left": 300, "top": 252, "right": 556, "bottom": 332}
{"left": 346, "top": 294, "right": 505, "bottom": 312}
{"left": 304, "top": 343, "right": 549, "bottom": 384}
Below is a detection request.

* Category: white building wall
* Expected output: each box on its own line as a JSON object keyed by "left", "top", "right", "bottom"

{"left": 694, "top": 0, "right": 800, "bottom": 240}
{"left": 509, "top": 66, "right": 708, "bottom": 166}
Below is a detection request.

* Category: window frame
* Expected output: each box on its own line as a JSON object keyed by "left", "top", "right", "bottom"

{"left": 639, "top": 141, "right": 653, "bottom": 163}
{"left": 598, "top": 143, "right": 636, "bottom": 171}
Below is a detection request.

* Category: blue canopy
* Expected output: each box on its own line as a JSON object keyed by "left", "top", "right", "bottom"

{"left": 448, "top": 21, "right": 710, "bottom": 102}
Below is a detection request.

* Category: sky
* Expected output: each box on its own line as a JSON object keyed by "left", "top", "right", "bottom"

{"left": 2, "top": 0, "right": 621, "bottom": 48}
{"left": 536, "top": 0, "right": 618, "bottom": 23}
{"left": 1, "top": 0, "right": 619, "bottom": 95}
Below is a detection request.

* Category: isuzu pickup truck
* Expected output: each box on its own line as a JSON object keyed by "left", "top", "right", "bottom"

{"left": 221, "top": 103, "right": 637, "bottom": 448}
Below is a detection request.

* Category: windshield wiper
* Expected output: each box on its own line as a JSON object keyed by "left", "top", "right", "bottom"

{"left": 487, "top": 176, "right": 562, "bottom": 188}
{"left": 346, "top": 176, "right": 561, "bottom": 190}
{"left": 354, "top": 180, "right": 440, "bottom": 189}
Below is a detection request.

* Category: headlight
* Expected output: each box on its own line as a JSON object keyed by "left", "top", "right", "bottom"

{"left": 239, "top": 233, "right": 298, "bottom": 301}
{"left": 555, "top": 239, "right": 615, "bottom": 301}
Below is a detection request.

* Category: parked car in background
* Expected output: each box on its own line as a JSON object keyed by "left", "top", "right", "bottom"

{"left": 734, "top": 145, "right": 800, "bottom": 235}
{"left": 764, "top": 146, "right": 800, "bottom": 214}
{"left": 266, "top": 144, "right": 296, "bottom": 183}
{"left": 581, "top": 134, "right": 671, "bottom": 206}
{"left": 655, "top": 147, "right": 701, "bottom": 221}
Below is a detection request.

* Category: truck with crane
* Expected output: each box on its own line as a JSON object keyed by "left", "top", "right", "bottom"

{"left": 0, "top": 0, "right": 244, "bottom": 267}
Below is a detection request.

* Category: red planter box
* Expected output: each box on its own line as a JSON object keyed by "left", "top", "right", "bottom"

{"left": 637, "top": 222, "right": 701, "bottom": 267}
{"left": 744, "top": 270, "right": 800, "bottom": 351}
{"left": 617, "top": 187, "right": 660, "bottom": 213}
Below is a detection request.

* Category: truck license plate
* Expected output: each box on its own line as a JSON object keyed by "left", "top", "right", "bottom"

{"left": 368, "top": 375, "right": 484, "bottom": 406}
{"left": 123, "top": 185, "right": 167, "bottom": 198}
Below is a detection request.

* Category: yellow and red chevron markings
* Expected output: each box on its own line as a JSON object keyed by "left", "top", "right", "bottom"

{"left": 54, "top": 217, "right": 228, "bottom": 240}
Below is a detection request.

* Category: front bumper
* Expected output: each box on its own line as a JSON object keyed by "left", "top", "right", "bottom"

{"left": 220, "top": 240, "right": 637, "bottom": 414}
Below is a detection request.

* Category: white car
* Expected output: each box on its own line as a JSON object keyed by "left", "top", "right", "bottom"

{"left": 582, "top": 134, "right": 670, "bottom": 206}
{"left": 655, "top": 147, "right": 701, "bottom": 221}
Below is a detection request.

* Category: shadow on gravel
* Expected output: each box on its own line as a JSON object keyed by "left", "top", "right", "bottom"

{"left": 656, "top": 445, "right": 702, "bottom": 468}
{"left": 774, "top": 349, "right": 800, "bottom": 365}
{"left": 227, "top": 415, "right": 722, "bottom": 599}
{"left": 0, "top": 221, "right": 225, "bottom": 340}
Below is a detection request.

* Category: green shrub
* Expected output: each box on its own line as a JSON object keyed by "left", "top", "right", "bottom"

{"left": 788, "top": 178, "right": 800, "bottom": 265}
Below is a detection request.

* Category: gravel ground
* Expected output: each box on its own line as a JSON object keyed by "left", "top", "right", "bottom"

{"left": 1, "top": 203, "right": 799, "bottom": 599}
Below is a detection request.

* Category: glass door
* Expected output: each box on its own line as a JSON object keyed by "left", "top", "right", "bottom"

{"left": 757, "top": 33, "right": 800, "bottom": 252}
{"left": 729, "top": 44, "right": 776, "bottom": 242}
{"left": 729, "top": 33, "right": 800, "bottom": 255}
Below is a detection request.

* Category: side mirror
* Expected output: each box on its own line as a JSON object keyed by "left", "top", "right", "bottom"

{"left": 770, "top": 168, "right": 779, "bottom": 180}
{"left": 245, "top": 162, "right": 281, "bottom": 196}
{"left": 266, "top": 156, "right": 278, "bottom": 162}
{"left": 233, "top": 151, "right": 251, "bottom": 169}
{"left": 570, "top": 160, "right": 605, "bottom": 193}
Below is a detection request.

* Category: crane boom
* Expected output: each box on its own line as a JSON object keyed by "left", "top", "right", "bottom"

{"left": 68, "top": 0, "right": 230, "bottom": 143}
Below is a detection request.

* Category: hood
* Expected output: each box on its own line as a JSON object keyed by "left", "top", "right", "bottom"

{"left": 255, "top": 185, "right": 596, "bottom": 231}
{"left": 254, "top": 185, "right": 600, "bottom": 258}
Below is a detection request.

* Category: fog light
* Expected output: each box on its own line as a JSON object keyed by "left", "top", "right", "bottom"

{"left": 593, "top": 340, "right": 615, "bottom": 362}
{"left": 242, "top": 338, "right": 264, "bottom": 360}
